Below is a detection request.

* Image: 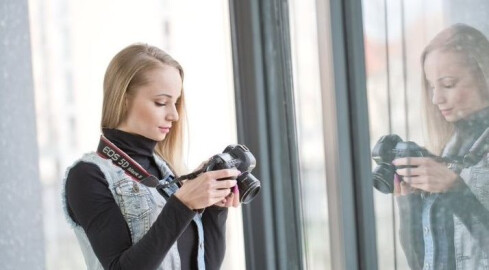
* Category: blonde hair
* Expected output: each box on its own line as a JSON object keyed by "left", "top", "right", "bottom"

{"left": 420, "top": 24, "right": 489, "bottom": 154}
{"left": 101, "top": 43, "right": 186, "bottom": 174}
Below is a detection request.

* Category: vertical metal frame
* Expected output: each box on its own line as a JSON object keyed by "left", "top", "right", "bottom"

{"left": 316, "top": 0, "right": 378, "bottom": 269}
{"left": 230, "top": 0, "right": 378, "bottom": 268}
{"left": 228, "top": 0, "right": 304, "bottom": 269}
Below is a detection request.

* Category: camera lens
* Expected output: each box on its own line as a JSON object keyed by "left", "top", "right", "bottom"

{"left": 372, "top": 164, "right": 396, "bottom": 194}
{"left": 237, "top": 172, "right": 261, "bottom": 204}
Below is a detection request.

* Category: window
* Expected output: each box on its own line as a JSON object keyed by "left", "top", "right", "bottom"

{"left": 289, "top": 0, "right": 331, "bottom": 269}
{"left": 363, "top": 0, "right": 489, "bottom": 269}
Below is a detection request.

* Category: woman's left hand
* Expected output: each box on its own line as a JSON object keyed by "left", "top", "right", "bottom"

{"left": 214, "top": 185, "right": 240, "bottom": 208}
{"left": 393, "top": 157, "right": 459, "bottom": 193}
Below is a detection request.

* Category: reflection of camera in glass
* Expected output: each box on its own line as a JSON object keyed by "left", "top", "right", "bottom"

{"left": 371, "top": 135, "right": 434, "bottom": 194}
{"left": 204, "top": 144, "right": 261, "bottom": 204}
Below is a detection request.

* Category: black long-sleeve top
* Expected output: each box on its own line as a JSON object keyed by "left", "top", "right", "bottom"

{"left": 65, "top": 128, "right": 228, "bottom": 270}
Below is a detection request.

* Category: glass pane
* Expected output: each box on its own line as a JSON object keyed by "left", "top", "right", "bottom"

{"left": 363, "top": 0, "right": 489, "bottom": 269}
{"left": 289, "top": 0, "right": 331, "bottom": 269}
{"left": 28, "top": 0, "right": 244, "bottom": 269}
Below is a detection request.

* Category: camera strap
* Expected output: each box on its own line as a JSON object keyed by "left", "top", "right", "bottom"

{"left": 97, "top": 135, "right": 204, "bottom": 189}
{"left": 97, "top": 135, "right": 180, "bottom": 191}
{"left": 446, "top": 127, "right": 489, "bottom": 173}
{"left": 463, "top": 127, "right": 489, "bottom": 165}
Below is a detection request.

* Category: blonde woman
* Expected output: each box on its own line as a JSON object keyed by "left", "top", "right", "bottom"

{"left": 63, "top": 44, "right": 240, "bottom": 270}
{"left": 394, "top": 24, "right": 489, "bottom": 269}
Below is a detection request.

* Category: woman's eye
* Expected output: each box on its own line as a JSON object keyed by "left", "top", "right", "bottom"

{"left": 441, "top": 78, "right": 457, "bottom": 88}
{"left": 155, "top": 102, "right": 166, "bottom": 107}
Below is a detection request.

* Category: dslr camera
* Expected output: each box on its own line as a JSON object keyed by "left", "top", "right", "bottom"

{"left": 203, "top": 144, "right": 261, "bottom": 204}
{"left": 371, "top": 135, "right": 435, "bottom": 194}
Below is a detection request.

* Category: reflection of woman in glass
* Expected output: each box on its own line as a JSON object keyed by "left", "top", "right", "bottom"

{"left": 62, "top": 44, "right": 240, "bottom": 270}
{"left": 394, "top": 24, "right": 489, "bottom": 269}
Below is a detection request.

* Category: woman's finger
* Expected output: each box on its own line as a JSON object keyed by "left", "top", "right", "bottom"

{"left": 232, "top": 186, "right": 240, "bottom": 207}
{"left": 393, "top": 174, "right": 402, "bottom": 195}
{"left": 213, "top": 188, "right": 232, "bottom": 199}
{"left": 400, "top": 181, "right": 412, "bottom": 196}
{"left": 206, "top": 169, "right": 240, "bottom": 181}
{"left": 396, "top": 167, "right": 422, "bottom": 177}
{"left": 393, "top": 157, "right": 429, "bottom": 167}
{"left": 223, "top": 194, "right": 234, "bottom": 207}
{"left": 214, "top": 179, "right": 238, "bottom": 189}
{"left": 402, "top": 176, "right": 425, "bottom": 185}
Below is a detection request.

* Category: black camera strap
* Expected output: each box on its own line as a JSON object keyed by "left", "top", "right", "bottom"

{"left": 97, "top": 135, "right": 180, "bottom": 191}
{"left": 463, "top": 127, "right": 489, "bottom": 165}
{"left": 97, "top": 135, "right": 203, "bottom": 190}
{"left": 446, "top": 127, "right": 489, "bottom": 173}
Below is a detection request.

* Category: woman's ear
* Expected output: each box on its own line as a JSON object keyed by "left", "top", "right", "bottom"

{"left": 118, "top": 95, "right": 131, "bottom": 126}
{"left": 123, "top": 94, "right": 133, "bottom": 112}
{"left": 124, "top": 94, "right": 129, "bottom": 107}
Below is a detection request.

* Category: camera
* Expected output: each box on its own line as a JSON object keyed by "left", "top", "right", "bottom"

{"left": 371, "top": 135, "right": 435, "bottom": 194}
{"left": 203, "top": 144, "right": 261, "bottom": 204}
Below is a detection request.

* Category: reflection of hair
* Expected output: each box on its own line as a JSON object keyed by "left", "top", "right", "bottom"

{"left": 101, "top": 43, "right": 186, "bottom": 174}
{"left": 421, "top": 23, "right": 489, "bottom": 153}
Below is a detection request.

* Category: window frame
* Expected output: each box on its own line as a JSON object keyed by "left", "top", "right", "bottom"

{"left": 229, "top": 0, "right": 377, "bottom": 269}
{"left": 316, "top": 0, "right": 379, "bottom": 269}
{"left": 229, "top": 0, "right": 305, "bottom": 269}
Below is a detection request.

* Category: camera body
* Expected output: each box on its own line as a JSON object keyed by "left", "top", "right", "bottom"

{"left": 204, "top": 144, "right": 261, "bottom": 204}
{"left": 371, "top": 135, "right": 434, "bottom": 193}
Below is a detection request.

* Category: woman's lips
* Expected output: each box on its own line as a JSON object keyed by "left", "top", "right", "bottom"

{"left": 440, "top": 108, "right": 453, "bottom": 116}
{"left": 159, "top": 127, "right": 170, "bottom": 133}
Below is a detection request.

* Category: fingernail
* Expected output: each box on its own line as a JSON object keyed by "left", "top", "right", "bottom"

{"left": 233, "top": 185, "right": 238, "bottom": 193}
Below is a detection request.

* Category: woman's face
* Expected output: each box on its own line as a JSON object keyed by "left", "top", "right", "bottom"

{"left": 117, "top": 65, "right": 182, "bottom": 141}
{"left": 424, "top": 49, "right": 489, "bottom": 122}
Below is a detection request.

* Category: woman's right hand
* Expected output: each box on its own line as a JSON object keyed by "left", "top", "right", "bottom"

{"left": 174, "top": 169, "right": 240, "bottom": 210}
{"left": 393, "top": 174, "right": 414, "bottom": 196}
{"left": 393, "top": 157, "right": 459, "bottom": 193}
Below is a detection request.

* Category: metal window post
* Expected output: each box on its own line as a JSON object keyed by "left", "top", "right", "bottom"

{"left": 229, "top": 0, "right": 304, "bottom": 269}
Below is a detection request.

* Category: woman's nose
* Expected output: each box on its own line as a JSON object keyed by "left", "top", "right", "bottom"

{"left": 431, "top": 88, "right": 446, "bottom": 105}
{"left": 167, "top": 105, "right": 179, "bottom": 122}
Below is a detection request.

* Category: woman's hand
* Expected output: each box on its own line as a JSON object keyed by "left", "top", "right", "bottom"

{"left": 174, "top": 169, "right": 240, "bottom": 210}
{"left": 393, "top": 173, "right": 415, "bottom": 196}
{"left": 393, "top": 157, "right": 459, "bottom": 193}
{"left": 214, "top": 185, "right": 240, "bottom": 208}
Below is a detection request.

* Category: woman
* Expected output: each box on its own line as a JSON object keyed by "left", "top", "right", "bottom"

{"left": 63, "top": 44, "right": 240, "bottom": 270}
{"left": 393, "top": 24, "right": 489, "bottom": 270}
